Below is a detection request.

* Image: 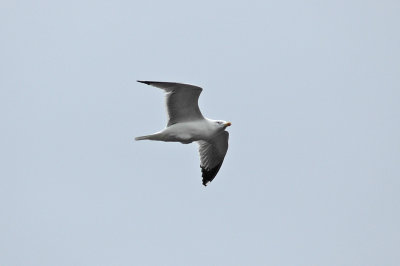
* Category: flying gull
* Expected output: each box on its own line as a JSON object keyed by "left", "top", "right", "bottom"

{"left": 135, "top": 81, "right": 231, "bottom": 186}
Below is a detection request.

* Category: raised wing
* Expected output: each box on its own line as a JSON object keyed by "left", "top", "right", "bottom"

{"left": 137, "top": 81, "right": 204, "bottom": 126}
{"left": 197, "top": 131, "right": 229, "bottom": 186}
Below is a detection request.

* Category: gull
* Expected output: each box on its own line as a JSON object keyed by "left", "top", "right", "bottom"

{"left": 135, "top": 81, "right": 231, "bottom": 186}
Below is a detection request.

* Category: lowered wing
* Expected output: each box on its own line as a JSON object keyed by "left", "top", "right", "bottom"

{"left": 197, "top": 131, "right": 229, "bottom": 186}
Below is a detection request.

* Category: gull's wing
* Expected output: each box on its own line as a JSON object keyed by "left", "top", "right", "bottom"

{"left": 197, "top": 131, "right": 229, "bottom": 186}
{"left": 137, "top": 81, "right": 204, "bottom": 127}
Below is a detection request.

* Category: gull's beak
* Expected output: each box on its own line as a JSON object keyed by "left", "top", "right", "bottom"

{"left": 225, "top": 122, "right": 232, "bottom": 127}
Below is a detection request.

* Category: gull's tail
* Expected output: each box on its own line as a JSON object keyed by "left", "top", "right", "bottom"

{"left": 135, "top": 136, "right": 149, "bottom": 140}
{"left": 135, "top": 135, "right": 152, "bottom": 141}
{"left": 134, "top": 133, "right": 162, "bottom": 141}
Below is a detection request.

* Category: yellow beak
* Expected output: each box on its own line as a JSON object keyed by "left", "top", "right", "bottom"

{"left": 225, "top": 122, "right": 232, "bottom": 127}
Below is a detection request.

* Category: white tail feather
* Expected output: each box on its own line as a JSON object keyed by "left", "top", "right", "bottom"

{"left": 135, "top": 133, "right": 163, "bottom": 141}
{"left": 135, "top": 135, "right": 152, "bottom": 141}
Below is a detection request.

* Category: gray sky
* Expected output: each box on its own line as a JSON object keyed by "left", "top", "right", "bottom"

{"left": 1, "top": 0, "right": 399, "bottom": 265}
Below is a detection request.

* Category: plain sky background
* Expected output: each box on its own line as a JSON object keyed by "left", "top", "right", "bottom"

{"left": 1, "top": 0, "right": 399, "bottom": 265}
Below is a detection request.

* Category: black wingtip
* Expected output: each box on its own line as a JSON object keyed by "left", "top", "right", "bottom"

{"left": 201, "top": 161, "right": 223, "bottom": 187}
{"left": 137, "top": 80, "right": 151, "bottom": 85}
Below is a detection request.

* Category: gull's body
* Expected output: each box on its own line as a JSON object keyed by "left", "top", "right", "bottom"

{"left": 135, "top": 81, "right": 231, "bottom": 186}
{"left": 138, "top": 119, "right": 221, "bottom": 143}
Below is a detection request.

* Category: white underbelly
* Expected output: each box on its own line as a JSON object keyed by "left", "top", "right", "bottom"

{"left": 163, "top": 121, "right": 214, "bottom": 143}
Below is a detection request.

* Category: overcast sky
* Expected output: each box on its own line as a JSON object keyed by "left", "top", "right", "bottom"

{"left": 1, "top": 0, "right": 399, "bottom": 265}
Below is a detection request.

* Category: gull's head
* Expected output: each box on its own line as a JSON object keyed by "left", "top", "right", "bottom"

{"left": 214, "top": 120, "right": 232, "bottom": 130}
